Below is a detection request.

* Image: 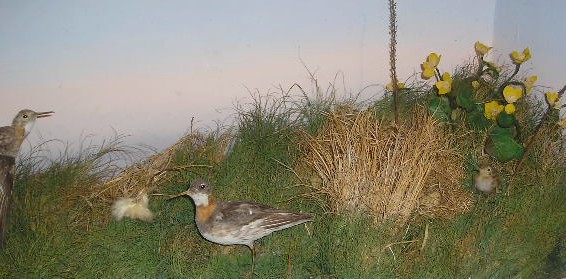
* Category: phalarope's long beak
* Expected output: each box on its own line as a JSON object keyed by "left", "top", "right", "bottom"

{"left": 167, "top": 189, "right": 191, "bottom": 200}
{"left": 36, "top": 111, "right": 54, "bottom": 118}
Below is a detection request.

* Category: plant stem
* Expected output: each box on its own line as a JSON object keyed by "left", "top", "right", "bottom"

{"left": 497, "top": 63, "right": 521, "bottom": 95}
{"left": 435, "top": 68, "right": 442, "bottom": 82}
{"left": 475, "top": 57, "right": 484, "bottom": 79}
{"left": 388, "top": 0, "right": 399, "bottom": 124}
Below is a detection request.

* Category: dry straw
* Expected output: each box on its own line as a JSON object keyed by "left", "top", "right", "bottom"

{"left": 69, "top": 128, "right": 234, "bottom": 227}
{"left": 298, "top": 106, "right": 473, "bottom": 225}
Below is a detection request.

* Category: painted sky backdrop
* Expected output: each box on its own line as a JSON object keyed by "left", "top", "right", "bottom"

{"left": 493, "top": 0, "right": 566, "bottom": 91}
{"left": 1, "top": 0, "right": 563, "bottom": 155}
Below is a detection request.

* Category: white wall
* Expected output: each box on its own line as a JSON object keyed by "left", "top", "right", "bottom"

{"left": 493, "top": 0, "right": 566, "bottom": 90}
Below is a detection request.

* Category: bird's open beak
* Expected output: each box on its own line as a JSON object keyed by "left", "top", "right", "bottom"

{"left": 167, "top": 189, "right": 191, "bottom": 200}
{"left": 36, "top": 111, "right": 54, "bottom": 118}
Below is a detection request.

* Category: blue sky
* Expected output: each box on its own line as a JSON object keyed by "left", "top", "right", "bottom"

{"left": 4, "top": 0, "right": 540, "bottom": 153}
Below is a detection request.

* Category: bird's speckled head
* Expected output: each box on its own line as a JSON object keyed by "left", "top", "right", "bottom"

{"left": 478, "top": 165, "right": 494, "bottom": 176}
{"left": 12, "top": 109, "right": 54, "bottom": 135}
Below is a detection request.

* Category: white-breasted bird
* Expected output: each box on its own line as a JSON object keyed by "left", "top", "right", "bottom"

{"left": 169, "top": 179, "right": 314, "bottom": 274}
{"left": 474, "top": 165, "right": 499, "bottom": 195}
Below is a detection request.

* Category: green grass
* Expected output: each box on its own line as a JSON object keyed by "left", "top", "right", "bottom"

{"left": 1, "top": 85, "right": 565, "bottom": 278}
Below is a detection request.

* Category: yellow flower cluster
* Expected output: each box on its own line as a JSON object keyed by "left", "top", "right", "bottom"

{"left": 491, "top": 86, "right": 524, "bottom": 116}
{"left": 482, "top": 47, "right": 533, "bottom": 120}
{"left": 419, "top": 42, "right": 544, "bottom": 123}
{"left": 419, "top": 53, "right": 452, "bottom": 94}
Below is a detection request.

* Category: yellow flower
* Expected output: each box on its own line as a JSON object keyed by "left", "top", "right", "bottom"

{"left": 546, "top": 91, "right": 560, "bottom": 109}
{"left": 524, "top": 75, "right": 538, "bottom": 93}
{"left": 511, "top": 47, "right": 532, "bottom": 64}
{"left": 435, "top": 72, "right": 452, "bottom": 95}
{"left": 486, "top": 61, "right": 502, "bottom": 73}
{"left": 435, "top": 81, "right": 451, "bottom": 95}
{"left": 472, "top": 80, "right": 480, "bottom": 89}
{"left": 505, "top": 103, "right": 516, "bottom": 114}
{"left": 427, "top": 53, "right": 441, "bottom": 67}
{"left": 421, "top": 53, "right": 441, "bottom": 80}
{"left": 421, "top": 62, "right": 435, "bottom": 79}
{"left": 386, "top": 82, "right": 405, "bottom": 91}
{"left": 474, "top": 41, "right": 492, "bottom": 56}
{"left": 558, "top": 119, "right": 566, "bottom": 129}
{"left": 442, "top": 72, "right": 452, "bottom": 83}
{"left": 503, "top": 85, "right": 523, "bottom": 103}
{"left": 484, "top": 101, "right": 505, "bottom": 120}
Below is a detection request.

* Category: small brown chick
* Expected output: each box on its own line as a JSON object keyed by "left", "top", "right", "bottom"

{"left": 474, "top": 165, "right": 499, "bottom": 195}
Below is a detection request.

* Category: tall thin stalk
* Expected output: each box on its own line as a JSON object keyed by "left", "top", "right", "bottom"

{"left": 388, "top": 0, "right": 399, "bottom": 123}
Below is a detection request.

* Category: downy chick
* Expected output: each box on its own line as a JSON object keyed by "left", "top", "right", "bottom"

{"left": 474, "top": 165, "right": 499, "bottom": 195}
{"left": 112, "top": 193, "right": 154, "bottom": 222}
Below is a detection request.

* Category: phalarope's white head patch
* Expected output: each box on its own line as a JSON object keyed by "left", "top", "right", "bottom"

{"left": 191, "top": 192, "right": 209, "bottom": 206}
{"left": 188, "top": 178, "right": 212, "bottom": 206}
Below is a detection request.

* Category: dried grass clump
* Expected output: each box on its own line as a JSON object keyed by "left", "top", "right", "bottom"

{"left": 532, "top": 126, "right": 566, "bottom": 168}
{"left": 517, "top": 125, "right": 566, "bottom": 185}
{"left": 298, "top": 106, "right": 473, "bottom": 225}
{"left": 72, "top": 129, "right": 234, "bottom": 226}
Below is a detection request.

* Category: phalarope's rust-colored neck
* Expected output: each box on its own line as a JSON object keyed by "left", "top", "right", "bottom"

{"left": 170, "top": 178, "right": 314, "bottom": 273}
{"left": 195, "top": 193, "right": 217, "bottom": 223}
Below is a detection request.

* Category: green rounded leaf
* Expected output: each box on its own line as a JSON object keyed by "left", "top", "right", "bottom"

{"left": 453, "top": 78, "right": 476, "bottom": 111}
{"left": 497, "top": 112, "right": 516, "bottom": 128}
{"left": 485, "top": 126, "right": 524, "bottom": 162}
{"left": 466, "top": 104, "right": 491, "bottom": 130}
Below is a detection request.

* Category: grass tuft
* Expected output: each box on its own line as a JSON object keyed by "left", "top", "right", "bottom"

{"left": 298, "top": 105, "right": 472, "bottom": 225}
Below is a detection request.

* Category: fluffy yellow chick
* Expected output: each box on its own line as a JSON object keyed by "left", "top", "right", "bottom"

{"left": 474, "top": 165, "right": 499, "bottom": 195}
{"left": 111, "top": 193, "right": 154, "bottom": 222}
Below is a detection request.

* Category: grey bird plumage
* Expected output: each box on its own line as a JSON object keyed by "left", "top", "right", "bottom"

{"left": 0, "top": 109, "right": 53, "bottom": 246}
{"left": 0, "top": 109, "right": 54, "bottom": 157}
{"left": 170, "top": 178, "right": 313, "bottom": 273}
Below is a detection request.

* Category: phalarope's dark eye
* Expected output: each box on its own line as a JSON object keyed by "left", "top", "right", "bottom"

{"left": 200, "top": 183, "right": 206, "bottom": 189}
{"left": 23, "top": 114, "right": 28, "bottom": 118}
